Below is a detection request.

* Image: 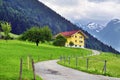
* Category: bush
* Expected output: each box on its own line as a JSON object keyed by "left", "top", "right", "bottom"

{"left": 53, "top": 35, "right": 67, "bottom": 47}
{"left": 69, "top": 41, "right": 74, "bottom": 46}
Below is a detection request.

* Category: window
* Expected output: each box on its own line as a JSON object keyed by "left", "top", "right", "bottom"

{"left": 80, "top": 36, "right": 82, "bottom": 39}
{"left": 80, "top": 41, "right": 83, "bottom": 43}
{"left": 79, "top": 45, "right": 81, "bottom": 47}
{"left": 75, "top": 45, "right": 77, "bottom": 47}
{"left": 75, "top": 40, "right": 77, "bottom": 42}
{"left": 75, "top": 36, "right": 77, "bottom": 38}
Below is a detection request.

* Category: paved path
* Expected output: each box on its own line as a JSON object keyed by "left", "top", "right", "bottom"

{"left": 35, "top": 60, "right": 120, "bottom": 80}
{"left": 92, "top": 50, "right": 101, "bottom": 55}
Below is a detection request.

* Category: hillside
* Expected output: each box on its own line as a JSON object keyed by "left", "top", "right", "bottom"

{"left": 0, "top": 40, "right": 91, "bottom": 80}
{"left": 99, "top": 19, "right": 120, "bottom": 52}
{"left": 0, "top": 0, "right": 119, "bottom": 53}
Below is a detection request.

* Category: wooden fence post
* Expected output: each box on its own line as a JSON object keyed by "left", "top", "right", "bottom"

{"left": 86, "top": 58, "right": 89, "bottom": 70}
{"left": 64, "top": 56, "right": 66, "bottom": 64}
{"left": 32, "top": 59, "right": 36, "bottom": 80}
{"left": 68, "top": 56, "right": 70, "bottom": 65}
{"left": 60, "top": 56, "right": 61, "bottom": 62}
{"left": 38, "top": 56, "right": 40, "bottom": 61}
{"left": 76, "top": 57, "right": 78, "bottom": 68}
{"left": 50, "top": 54, "right": 53, "bottom": 60}
{"left": 27, "top": 56, "right": 30, "bottom": 70}
{"left": 103, "top": 60, "right": 107, "bottom": 75}
{"left": 19, "top": 58, "right": 22, "bottom": 80}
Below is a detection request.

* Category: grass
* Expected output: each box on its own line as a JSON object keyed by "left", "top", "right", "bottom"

{"left": 1, "top": 32, "right": 20, "bottom": 38}
{"left": 58, "top": 52, "right": 120, "bottom": 78}
{"left": 0, "top": 40, "right": 91, "bottom": 80}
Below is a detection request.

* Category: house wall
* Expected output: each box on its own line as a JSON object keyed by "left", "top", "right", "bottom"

{"left": 65, "top": 32, "right": 85, "bottom": 48}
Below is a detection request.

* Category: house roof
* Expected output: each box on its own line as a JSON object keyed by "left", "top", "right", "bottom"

{"left": 60, "top": 30, "right": 88, "bottom": 38}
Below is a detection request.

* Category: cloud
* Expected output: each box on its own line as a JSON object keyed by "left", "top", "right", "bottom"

{"left": 88, "top": 0, "right": 120, "bottom": 3}
{"left": 39, "top": 0, "right": 120, "bottom": 24}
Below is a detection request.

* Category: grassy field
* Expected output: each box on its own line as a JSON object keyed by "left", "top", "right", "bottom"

{"left": 0, "top": 40, "right": 91, "bottom": 80}
{"left": 1, "top": 32, "right": 20, "bottom": 39}
{"left": 58, "top": 52, "right": 120, "bottom": 78}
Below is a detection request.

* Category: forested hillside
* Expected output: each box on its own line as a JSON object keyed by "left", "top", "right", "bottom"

{"left": 0, "top": 0, "right": 119, "bottom": 53}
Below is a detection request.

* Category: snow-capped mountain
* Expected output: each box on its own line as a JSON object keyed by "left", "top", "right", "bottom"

{"left": 87, "top": 22, "right": 105, "bottom": 32}
{"left": 99, "top": 19, "right": 120, "bottom": 52}
{"left": 75, "top": 19, "right": 120, "bottom": 52}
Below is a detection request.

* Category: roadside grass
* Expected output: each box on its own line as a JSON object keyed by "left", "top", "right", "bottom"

{"left": 58, "top": 52, "right": 120, "bottom": 78}
{"left": 0, "top": 40, "right": 91, "bottom": 80}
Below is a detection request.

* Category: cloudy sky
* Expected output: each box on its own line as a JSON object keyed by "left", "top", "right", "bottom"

{"left": 39, "top": 0, "right": 120, "bottom": 25}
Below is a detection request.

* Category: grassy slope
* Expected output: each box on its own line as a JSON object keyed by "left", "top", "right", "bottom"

{"left": 0, "top": 40, "right": 91, "bottom": 80}
{"left": 58, "top": 52, "right": 120, "bottom": 78}
{"left": 0, "top": 32, "right": 20, "bottom": 38}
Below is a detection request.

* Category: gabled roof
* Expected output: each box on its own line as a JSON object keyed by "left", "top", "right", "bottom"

{"left": 60, "top": 30, "right": 88, "bottom": 38}
{"left": 60, "top": 30, "right": 79, "bottom": 37}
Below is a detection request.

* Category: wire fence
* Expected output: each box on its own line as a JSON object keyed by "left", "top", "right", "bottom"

{"left": 59, "top": 55, "right": 107, "bottom": 75}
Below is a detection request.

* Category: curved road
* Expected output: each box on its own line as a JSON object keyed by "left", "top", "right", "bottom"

{"left": 35, "top": 61, "right": 120, "bottom": 80}
{"left": 35, "top": 50, "right": 120, "bottom": 80}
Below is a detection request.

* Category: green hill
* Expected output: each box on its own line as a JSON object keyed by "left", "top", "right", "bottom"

{"left": 0, "top": 32, "right": 19, "bottom": 39}
{"left": 0, "top": 40, "right": 91, "bottom": 80}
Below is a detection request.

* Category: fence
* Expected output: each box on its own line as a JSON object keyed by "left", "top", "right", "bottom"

{"left": 60, "top": 56, "right": 107, "bottom": 75}
{"left": 19, "top": 56, "right": 36, "bottom": 80}
{"left": 18, "top": 54, "right": 55, "bottom": 80}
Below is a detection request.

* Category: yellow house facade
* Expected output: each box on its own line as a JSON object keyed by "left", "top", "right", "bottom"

{"left": 58, "top": 30, "right": 88, "bottom": 48}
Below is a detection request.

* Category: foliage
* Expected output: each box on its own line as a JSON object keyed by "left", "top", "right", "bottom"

{"left": 58, "top": 53, "right": 120, "bottom": 78}
{"left": 53, "top": 35, "right": 67, "bottom": 46}
{"left": 41, "top": 26, "right": 52, "bottom": 42}
{"left": 20, "top": 26, "right": 52, "bottom": 46}
{"left": 0, "top": 40, "right": 91, "bottom": 80}
{"left": 0, "top": 21, "right": 11, "bottom": 40}
{"left": 1, "top": 32, "right": 19, "bottom": 39}
{"left": 69, "top": 41, "right": 74, "bottom": 46}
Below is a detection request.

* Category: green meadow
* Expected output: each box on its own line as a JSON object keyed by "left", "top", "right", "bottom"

{"left": 58, "top": 52, "right": 120, "bottom": 78}
{"left": 0, "top": 40, "right": 91, "bottom": 80}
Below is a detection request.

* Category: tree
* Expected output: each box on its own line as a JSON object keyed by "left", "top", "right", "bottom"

{"left": 53, "top": 35, "right": 67, "bottom": 47}
{"left": 1, "top": 22, "right": 11, "bottom": 40}
{"left": 20, "top": 27, "right": 42, "bottom": 46}
{"left": 69, "top": 41, "right": 74, "bottom": 47}
{"left": 20, "top": 26, "right": 52, "bottom": 46}
{"left": 41, "top": 26, "right": 52, "bottom": 42}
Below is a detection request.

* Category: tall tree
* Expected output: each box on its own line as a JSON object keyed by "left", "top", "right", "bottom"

{"left": 1, "top": 22, "right": 11, "bottom": 40}
{"left": 41, "top": 26, "right": 52, "bottom": 42}
{"left": 20, "top": 26, "right": 52, "bottom": 46}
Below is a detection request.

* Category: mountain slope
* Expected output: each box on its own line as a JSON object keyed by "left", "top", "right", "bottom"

{"left": 0, "top": 0, "right": 119, "bottom": 53}
{"left": 0, "top": 0, "right": 78, "bottom": 34}
{"left": 99, "top": 19, "right": 120, "bottom": 52}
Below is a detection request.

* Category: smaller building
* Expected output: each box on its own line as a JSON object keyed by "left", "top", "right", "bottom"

{"left": 56, "top": 30, "right": 88, "bottom": 48}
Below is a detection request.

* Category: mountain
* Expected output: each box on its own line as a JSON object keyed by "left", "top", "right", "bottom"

{"left": 76, "top": 19, "right": 120, "bottom": 52}
{"left": 99, "top": 19, "right": 120, "bottom": 52}
{"left": 0, "top": 0, "right": 78, "bottom": 34}
{"left": 0, "top": 0, "right": 119, "bottom": 53}
{"left": 87, "top": 22, "right": 104, "bottom": 32}
{"left": 76, "top": 22, "right": 105, "bottom": 37}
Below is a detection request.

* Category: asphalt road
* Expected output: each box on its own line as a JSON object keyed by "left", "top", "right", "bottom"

{"left": 35, "top": 60, "right": 120, "bottom": 80}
